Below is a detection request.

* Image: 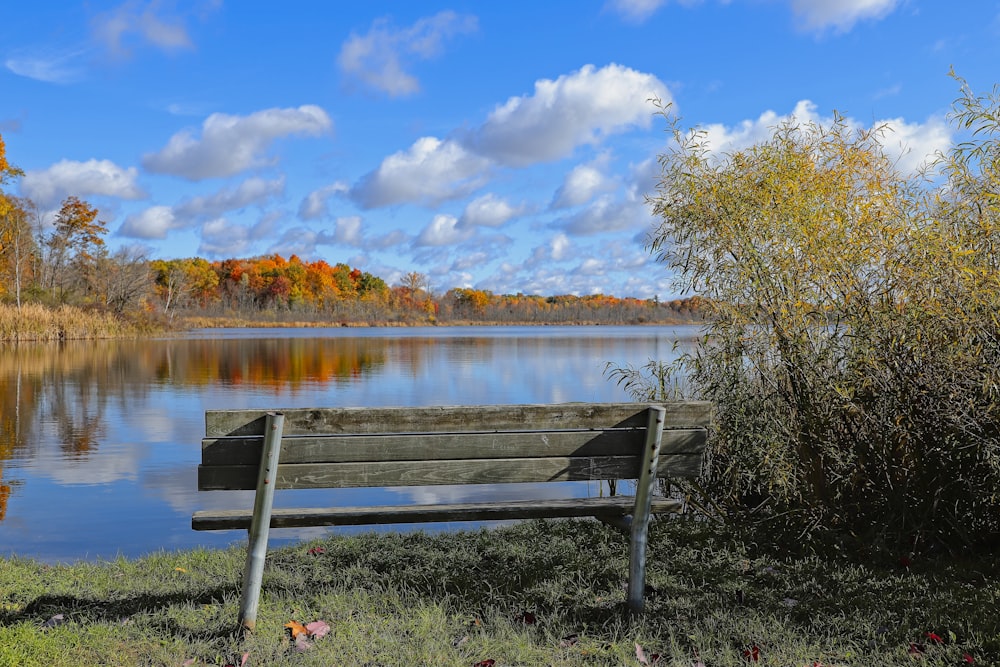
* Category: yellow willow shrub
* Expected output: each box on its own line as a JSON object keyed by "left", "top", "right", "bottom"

{"left": 622, "top": 85, "right": 1000, "bottom": 548}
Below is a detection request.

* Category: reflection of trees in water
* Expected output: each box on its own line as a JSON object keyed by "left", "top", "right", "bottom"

{"left": 0, "top": 337, "right": 391, "bottom": 519}
{"left": 159, "top": 338, "right": 388, "bottom": 387}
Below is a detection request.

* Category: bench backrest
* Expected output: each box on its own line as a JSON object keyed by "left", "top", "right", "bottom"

{"left": 198, "top": 402, "right": 711, "bottom": 492}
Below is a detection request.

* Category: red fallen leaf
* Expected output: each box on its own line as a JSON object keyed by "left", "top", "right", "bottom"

{"left": 925, "top": 631, "right": 943, "bottom": 644}
{"left": 963, "top": 653, "right": 975, "bottom": 663}
{"left": 908, "top": 642, "right": 925, "bottom": 657}
{"left": 473, "top": 660, "right": 495, "bottom": 667}
{"left": 307, "top": 546, "right": 325, "bottom": 556}
{"left": 742, "top": 644, "right": 760, "bottom": 662}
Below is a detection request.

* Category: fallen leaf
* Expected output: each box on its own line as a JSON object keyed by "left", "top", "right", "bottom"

{"left": 636, "top": 643, "right": 660, "bottom": 665}
{"left": 222, "top": 652, "right": 249, "bottom": 667}
{"left": 307, "top": 546, "right": 325, "bottom": 556}
{"left": 305, "top": 620, "right": 330, "bottom": 638}
{"left": 473, "top": 660, "right": 495, "bottom": 667}
{"left": 908, "top": 642, "right": 925, "bottom": 658}
{"left": 174, "top": 567, "right": 187, "bottom": 573}
{"left": 284, "top": 620, "right": 310, "bottom": 639}
{"left": 40, "top": 613, "right": 65, "bottom": 630}
{"left": 293, "top": 634, "right": 313, "bottom": 652}
{"left": 925, "top": 631, "right": 943, "bottom": 645}
{"left": 963, "top": 653, "right": 975, "bottom": 664}
{"left": 742, "top": 644, "right": 760, "bottom": 662}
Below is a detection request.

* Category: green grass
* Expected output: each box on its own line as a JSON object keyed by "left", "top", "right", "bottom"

{"left": 0, "top": 519, "right": 996, "bottom": 666}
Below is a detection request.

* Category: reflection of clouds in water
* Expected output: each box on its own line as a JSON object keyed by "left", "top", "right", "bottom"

{"left": 35, "top": 442, "right": 143, "bottom": 485}
{"left": 389, "top": 481, "right": 608, "bottom": 506}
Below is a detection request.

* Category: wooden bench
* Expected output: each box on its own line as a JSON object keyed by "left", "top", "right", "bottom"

{"left": 192, "top": 402, "right": 711, "bottom": 631}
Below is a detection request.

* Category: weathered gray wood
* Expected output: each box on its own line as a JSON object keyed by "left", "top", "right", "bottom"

{"left": 200, "top": 428, "right": 707, "bottom": 467}
{"left": 193, "top": 496, "right": 686, "bottom": 531}
{"left": 628, "top": 405, "right": 665, "bottom": 614}
{"left": 238, "top": 412, "right": 284, "bottom": 634}
{"left": 198, "top": 453, "right": 705, "bottom": 490}
{"left": 206, "top": 402, "right": 713, "bottom": 438}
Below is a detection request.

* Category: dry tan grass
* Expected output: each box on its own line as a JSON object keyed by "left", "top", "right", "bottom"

{"left": 0, "top": 303, "right": 145, "bottom": 341}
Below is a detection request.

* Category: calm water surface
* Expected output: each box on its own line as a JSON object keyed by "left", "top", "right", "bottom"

{"left": 0, "top": 325, "right": 698, "bottom": 562}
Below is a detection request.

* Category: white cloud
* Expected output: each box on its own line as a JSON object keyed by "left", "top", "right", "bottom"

{"left": 350, "top": 137, "right": 491, "bottom": 208}
{"left": 119, "top": 205, "right": 178, "bottom": 239}
{"left": 878, "top": 116, "right": 952, "bottom": 175}
{"left": 298, "top": 181, "right": 349, "bottom": 220}
{"left": 561, "top": 196, "right": 652, "bottom": 236}
{"left": 338, "top": 11, "right": 478, "bottom": 97}
{"left": 551, "top": 157, "right": 616, "bottom": 209}
{"left": 92, "top": 1, "right": 200, "bottom": 56}
{"left": 605, "top": 0, "right": 678, "bottom": 23}
{"left": 459, "top": 193, "right": 525, "bottom": 228}
{"left": 416, "top": 214, "right": 474, "bottom": 247}
{"left": 551, "top": 233, "right": 572, "bottom": 261}
{"left": 4, "top": 49, "right": 87, "bottom": 84}
{"left": 699, "top": 100, "right": 951, "bottom": 175}
{"left": 142, "top": 105, "right": 332, "bottom": 180}
{"left": 199, "top": 217, "right": 250, "bottom": 256}
{"left": 334, "top": 216, "right": 364, "bottom": 246}
{"left": 175, "top": 176, "right": 285, "bottom": 220}
{"left": 469, "top": 64, "right": 670, "bottom": 167}
{"left": 790, "top": 0, "right": 898, "bottom": 32}
{"left": 21, "top": 159, "right": 146, "bottom": 207}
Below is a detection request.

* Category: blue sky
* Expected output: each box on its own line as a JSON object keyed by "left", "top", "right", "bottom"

{"left": 2, "top": 1, "right": 998, "bottom": 299}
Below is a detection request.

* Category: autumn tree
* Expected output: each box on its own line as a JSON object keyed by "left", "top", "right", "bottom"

{"left": 46, "top": 196, "right": 107, "bottom": 303}
{"left": 0, "top": 135, "right": 32, "bottom": 307}
{"left": 615, "top": 85, "right": 1000, "bottom": 548}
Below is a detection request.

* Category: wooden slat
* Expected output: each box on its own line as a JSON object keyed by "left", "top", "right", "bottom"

{"left": 192, "top": 496, "right": 686, "bottom": 531}
{"left": 201, "top": 428, "right": 707, "bottom": 466}
{"left": 198, "top": 453, "right": 704, "bottom": 490}
{"left": 205, "top": 402, "right": 713, "bottom": 438}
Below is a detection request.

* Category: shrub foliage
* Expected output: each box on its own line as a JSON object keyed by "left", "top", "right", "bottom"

{"left": 622, "top": 78, "right": 1000, "bottom": 548}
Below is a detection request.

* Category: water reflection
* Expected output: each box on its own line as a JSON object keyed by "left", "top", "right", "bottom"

{"left": 0, "top": 326, "right": 698, "bottom": 561}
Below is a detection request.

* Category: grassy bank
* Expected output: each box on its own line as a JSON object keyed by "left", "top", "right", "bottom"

{"left": 0, "top": 303, "right": 158, "bottom": 341}
{"left": 1, "top": 519, "right": 996, "bottom": 666}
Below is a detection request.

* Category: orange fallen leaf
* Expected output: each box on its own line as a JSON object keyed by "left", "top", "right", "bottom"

{"left": 284, "top": 620, "right": 310, "bottom": 639}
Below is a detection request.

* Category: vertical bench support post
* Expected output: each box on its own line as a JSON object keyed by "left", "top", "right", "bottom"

{"left": 627, "top": 405, "right": 665, "bottom": 613}
{"left": 238, "top": 411, "right": 284, "bottom": 633}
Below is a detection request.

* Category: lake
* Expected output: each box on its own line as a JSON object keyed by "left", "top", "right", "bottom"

{"left": 0, "top": 325, "right": 699, "bottom": 562}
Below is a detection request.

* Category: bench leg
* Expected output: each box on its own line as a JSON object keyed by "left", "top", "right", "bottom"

{"left": 627, "top": 405, "right": 665, "bottom": 613}
{"left": 238, "top": 412, "right": 285, "bottom": 633}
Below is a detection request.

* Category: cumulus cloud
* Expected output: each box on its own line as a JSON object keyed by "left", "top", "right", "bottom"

{"left": 699, "top": 100, "right": 951, "bottom": 175}
{"left": 468, "top": 64, "right": 670, "bottom": 167}
{"left": 143, "top": 105, "right": 332, "bottom": 180}
{"left": 175, "top": 176, "right": 285, "bottom": 220}
{"left": 458, "top": 193, "right": 525, "bottom": 228}
{"left": 333, "top": 216, "right": 364, "bottom": 246}
{"left": 560, "top": 196, "right": 652, "bottom": 236}
{"left": 338, "top": 11, "right": 478, "bottom": 97}
{"left": 119, "top": 205, "right": 178, "bottom": 239}
{"left": 21, "top": 159, "right": 146, "bottom": 207}
{"left": 551, "top": 157, "right": 616, "bottom": 209}
{"left": 199, "top": 217, "right": 251, "bottom": 256}
{"left": 350, "top": 137, "right": 491, "bottom": 208}
{"left": 791, "top": 0, "right": 899, "bottom": 32}
{"left": 416, "top": 214, "right": 474, "bottom": 247}
{"left": 298, "top": 181, "right": 349, "bottom": 220}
